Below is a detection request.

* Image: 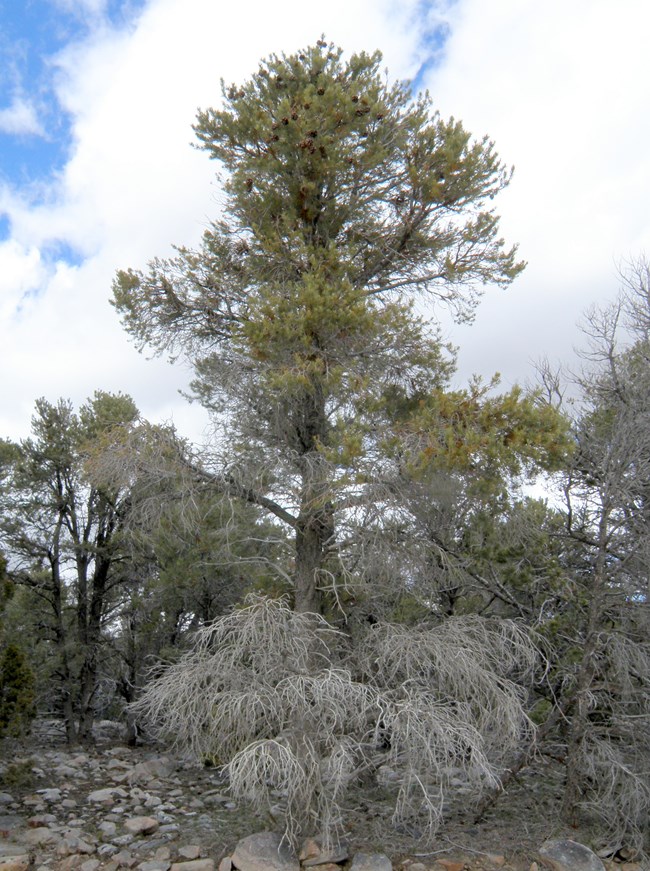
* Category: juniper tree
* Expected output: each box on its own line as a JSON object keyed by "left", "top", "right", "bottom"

{"left": 550, "top": 263, "right": 650, "bottom": 850}
{"left": 0, "top": 392, "right": 140, "bottom": 743}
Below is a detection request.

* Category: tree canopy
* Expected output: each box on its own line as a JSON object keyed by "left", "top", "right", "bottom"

{"left": 112, "top": 41, "right": 559, "bottom": 618}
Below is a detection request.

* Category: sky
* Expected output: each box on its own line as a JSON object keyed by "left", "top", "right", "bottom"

{"left": 1, "top": 0, "right": 649, "bottom": 445}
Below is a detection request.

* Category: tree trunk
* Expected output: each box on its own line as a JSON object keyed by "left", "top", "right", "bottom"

{"left": 77, "top": 554, "right": 110, "bottom": 744}
{"left": 294, "top": 505, "right": 332, "bottom": 613}
{"left": 292, "top": 384, "right": 332, "bottom": 614}
{"left": 562, "top": 506, "right": 610, "bottom": 821}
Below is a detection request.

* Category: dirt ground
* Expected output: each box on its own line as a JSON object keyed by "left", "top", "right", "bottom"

{"left": 0, "top": 722, "right": 633, "bottom": 871}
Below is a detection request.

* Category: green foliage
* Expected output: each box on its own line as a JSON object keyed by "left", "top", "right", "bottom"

{"left": 111, "top": 40, "right": 562, "bottom": 619}
{"left": 0, "top": 644, "right": 36, "bottom": 739}
{"left": 1, "top": 757, "right": 35, "bottom": 789}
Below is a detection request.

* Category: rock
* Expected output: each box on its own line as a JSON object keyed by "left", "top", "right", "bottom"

{"left": 99, "top": 845, "right": 120, "bottom": 858}
{"left": 169, "top": 862, "right": 214, "bottom": 871}
{"left": 299, "top": 837, "right": 349, "bottom": 867}
{"left": 231, "top": 832, "right": 300, "bottom": 871}
{"left": 138, "top": 863, "right": 171, "bottom": 871}
{"left": 38, "top": 788, "right": 62, "bottom": 802}
{"left": 81, "top": 861, "right": 101, "bottom": 871}
{"left": 114, "top": 850, "right": 138, "bottom": 868}
{"left": 0, "top": 856, "right": 29, "bottom": 871}
{"left": 178, "top": 847, "right": 201, "bottom": 861}
{"left": 218, "top": 859, "right": 232, "bottom": 871}
{"left": 538, "top": 840, "right": 605, "bottom": 871}
{"left": 349, "top": 854, "right": 392, "bottom": 871}
{"left": 56, "top": 835, "right": 96, "bottom": 856}
{"left": 0, "top": 816, "right": 24, "bottom": 838}
{"left": 129, "top": 760, "right": 173, "bottom": 785}
{"left": 407, "top": 865, "right": 428, "bottom": 871}
{"left": 23, "top": 825, "right": 61, "bottom": 846}
{"left": 55, "top": 765, "right": 81, "bottom": 778}
{"left": 59, "top": 858, "right": 88, "bottom": 871}
{"left": 487, "top": 857, "right": 506, "bottom": 868}
{"left": 434, "top": 862, "right": 464, "bottom": 871}
{"left": 0, "top": 795, "right": 15, "bottom": 805}
{"left": 99, "top": 821, "right": 119, "bottom": 840}
{"left": 28, "top": 813, "right": 57, "bottom": 827}
{"left": 145, "top": 796, "right": 162, "bottom": 809}
{"left": 124, "top": 817, "right": 160, "bottom": 836}
{"left": 87, "top": 788, "right": 122, "bottom": 805}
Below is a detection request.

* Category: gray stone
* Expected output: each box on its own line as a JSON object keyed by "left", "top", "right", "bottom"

{"left": 129, "top": 760, "right": 173, "bottom": 784}
{"left": 125, "top": 817, "right": 160, "bottom": 836}
{"left": 88, "top": 788, "right": 122, "bottom": 805}
{"left": 137, "top": 863, "right": 171, "bottom": 871}
{"left": 538, "top": 840, "right": 605, "bottom": 871}
{"left": 0, "top": 815, "right": 24, "bottom": 837}
{"left": 27, "top": 812, "right": 57, "bottom": 826}
{"left": 178, "top": 847, "right": 201, "bottom": 861}
{"left": 100, "top": 821, "right": 119, "bottom": 840}
{"left": 0, "top": 794, "right": 15, "bottom": 805}
{"left": 0, "top": 848, "right": 28, "bottom": 863}
{"left": 56, "top": 835, "right": 96, "bottom": 856}
{"left": 231, "top": 832, "right": 299, "bottom": 871}
{"left": 0, "top": 855, "right": 30, "bottom": 871}
{"left": 38, "top": 788, "right": 62, "bottom": 802}
{"left": 169, "top": 862, "right": 214, "bottom": 871}
{"left": 349, "top": 854, "right": 392, "bottom": 871}
{"left": 55, "top": 765, "right": 80, "bottom": 778}
{"left": 98, "top": 844, "right": 120, "bottom": 857}
{"left": 23, "top": 826, "right": 61, "bottom": 846}
{"left": 114, "top": 850, "right": 138, "bottom": 868}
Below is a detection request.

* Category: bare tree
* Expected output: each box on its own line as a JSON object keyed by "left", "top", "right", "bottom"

{"left": 134, "top": 595, "right": 539, "bottom": 847}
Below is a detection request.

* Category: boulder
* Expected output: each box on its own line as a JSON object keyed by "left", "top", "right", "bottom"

{"left": 231, "top": 832, "right": 299, "bottom": 871}
{"left": 538, "top": 840, "right": 605, "bottom": 871}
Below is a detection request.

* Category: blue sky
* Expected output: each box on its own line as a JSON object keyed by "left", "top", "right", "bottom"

{"left": 0, "top": 1, "right": 134, "bottom": 188}
{"left": 1, "top": 0, "right": 650, "bottom": 443}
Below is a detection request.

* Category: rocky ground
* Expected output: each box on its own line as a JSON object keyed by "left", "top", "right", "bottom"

{"left": 0, "top": 722, "right": 644, "bottom": 871}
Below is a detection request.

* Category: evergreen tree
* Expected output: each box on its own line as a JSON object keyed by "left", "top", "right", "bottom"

{"left": 0, "top": 644, "right": 35, "bottom": 739}
{"left": 114, "top": 42, "right": 568, "bottom": 845}
{"left": 113, "top": 41, "right": 540, "bottom": 616}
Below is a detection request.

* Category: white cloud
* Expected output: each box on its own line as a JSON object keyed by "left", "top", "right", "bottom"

{"left": 0, "top": 0, "right": 436, "bottom": 442}
{"left": 0, "top": 240, "right": 47, "bottom": 319}
{"left": 0, "top": 96, "right": 44, "bottom": 136}
{"left": 425, "top": 0, "right": 650, "bottom": 386}
{"left": 4, "top": 0, "right": 648, "bottom": 446}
